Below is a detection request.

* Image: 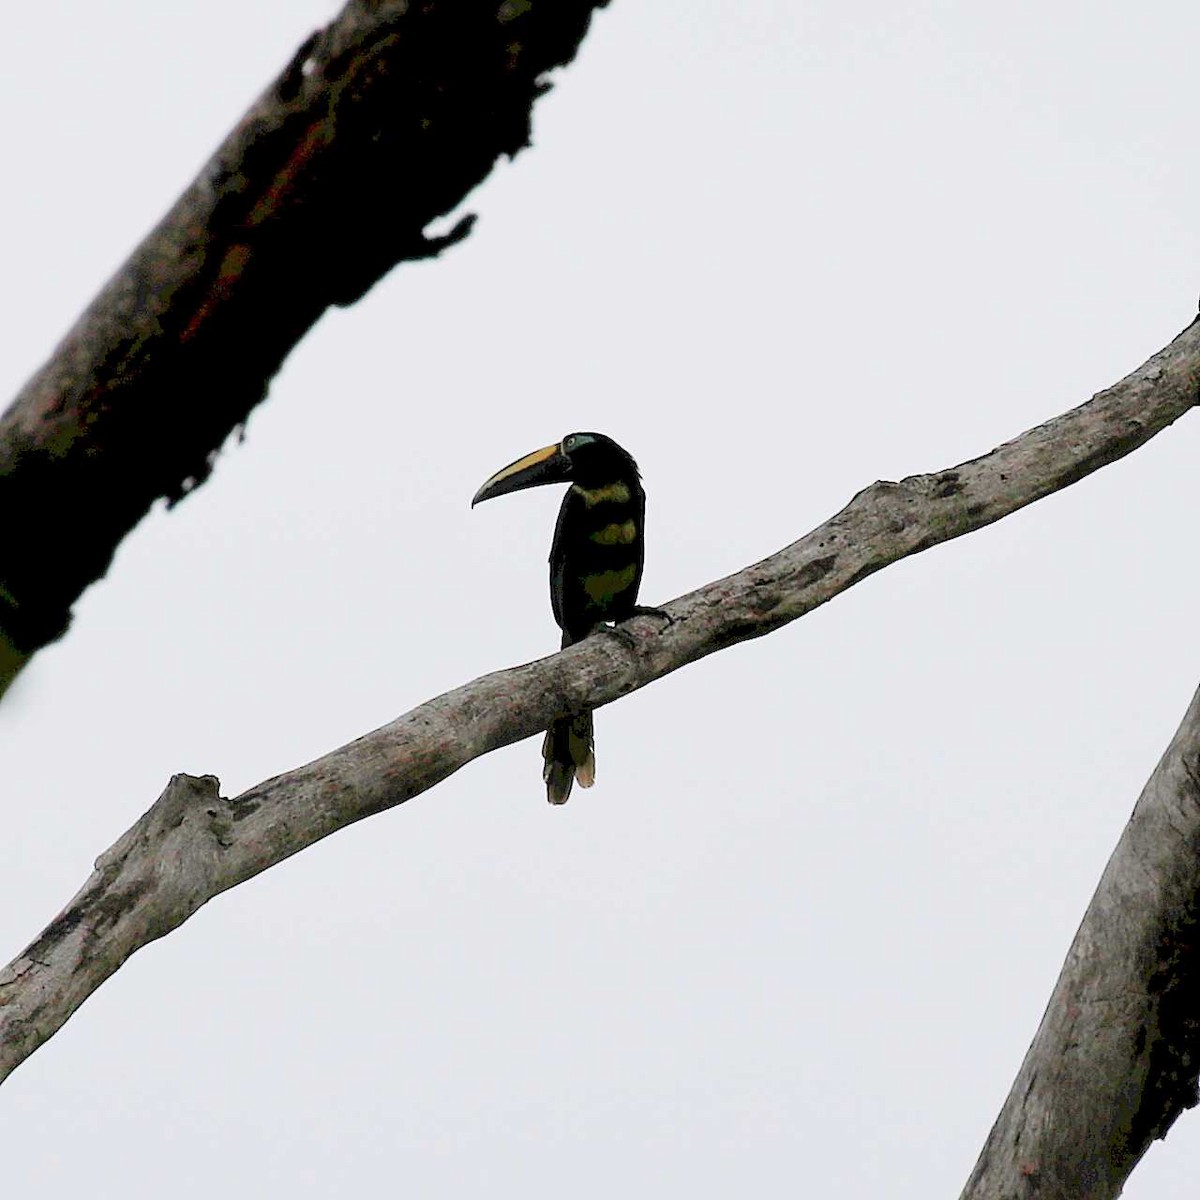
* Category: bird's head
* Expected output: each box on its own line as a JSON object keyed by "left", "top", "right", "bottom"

{"left": 471, "top": 432, "right": 638, "bottom": 506}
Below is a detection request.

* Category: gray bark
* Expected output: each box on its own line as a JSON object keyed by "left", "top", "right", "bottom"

{"left": 2, "top": 317, "right": 1197, "bottom": 1105}
{"left": 0, "top": 0, "right": 609, "bottom": 694}
{"left": 961, "top": 682, "right": 1200, "bottom": 1199}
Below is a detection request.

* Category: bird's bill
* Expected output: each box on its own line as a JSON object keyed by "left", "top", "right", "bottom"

{"left": 471, "top": 442, "right": 572, "bottom": 506}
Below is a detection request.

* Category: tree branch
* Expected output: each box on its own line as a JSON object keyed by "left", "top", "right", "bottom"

{"left": 960, "top": 680, "right": 1200, "bottom": 1200}
{"left": 2, "top": 316, "right": 1197, "bottom": 1085}
{"left": 0, "top": 0, "right": 609, "bottom": 694}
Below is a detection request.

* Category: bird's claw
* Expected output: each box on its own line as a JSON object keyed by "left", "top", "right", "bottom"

{"left": 628, "top": 605, "right": 674, "bottom": 628}
{"left": 598, "top": 623, "right": 640, "bottom": 652}
{"left": 597, "top": 606, "right": 674, "bottom": 651}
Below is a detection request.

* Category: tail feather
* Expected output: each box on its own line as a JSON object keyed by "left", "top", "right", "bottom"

{"left": 542, "top": 712, "right": 595, "bottom": 804}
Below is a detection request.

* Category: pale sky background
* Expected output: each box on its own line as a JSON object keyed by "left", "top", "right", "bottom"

{"left": 3, "top": 3, "right": 1200, "bottom": 1196}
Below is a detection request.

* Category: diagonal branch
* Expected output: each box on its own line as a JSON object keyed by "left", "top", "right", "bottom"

{"left": 0, "top": 0, "right": 610, "bottom": 695}
{"left": 960, "top": 680, "right": 1200, "bottom": 1200}
{"left": 1, "top": 315, "right": 1198, "bottom": 1086}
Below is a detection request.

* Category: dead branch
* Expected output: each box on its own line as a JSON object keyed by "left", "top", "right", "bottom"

{"left": 960, "top": 681, "right": 1200, "bottom": 1200}
{"left": 2, "top": 315, "right": 1197, "bottom": 1086}
{"left": 0, "top": 0, "right": 609, "bottom": 695}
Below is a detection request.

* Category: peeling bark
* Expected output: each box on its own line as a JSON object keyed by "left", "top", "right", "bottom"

{"left": 2, "top": 316, "right": 1197, "bottom": 1086}
{"left": 0, "top": 0, "right": 609, "bottom": 691}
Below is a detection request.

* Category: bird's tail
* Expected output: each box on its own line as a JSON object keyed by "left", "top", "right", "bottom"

{"left": 542, "top": 712, "right": 595, "bottom": 805}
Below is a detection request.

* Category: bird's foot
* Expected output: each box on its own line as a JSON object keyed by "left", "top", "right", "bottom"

{"left": 597, "top": 623, "right": 640, "bottom": 652}
{"left": 627, "top": 604, "right": 675, "bottom": 629}
{"left": 597, "top": 607, "right": 674, "bottom": 651}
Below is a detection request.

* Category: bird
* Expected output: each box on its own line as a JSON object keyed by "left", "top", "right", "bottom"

{"left": 472, "top": 432, "right": 646, "bottom": 804}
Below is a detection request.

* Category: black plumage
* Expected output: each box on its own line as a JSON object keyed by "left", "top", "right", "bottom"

{"left": 472, "top": 432, "right": 645, "bottom": 803}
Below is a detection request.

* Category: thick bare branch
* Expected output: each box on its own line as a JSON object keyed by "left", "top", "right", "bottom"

{"left": 0, "top": 0, "right": 609, "bottom": 693}
{"left": 960, "top": 682, "right": 1200, "bottom": 1200}
{"left": 2, "top": 317, "right": 1197, "bottom": 1084}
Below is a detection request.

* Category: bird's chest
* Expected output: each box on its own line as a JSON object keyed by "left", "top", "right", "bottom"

{"left": 551, "top": 485, "right": 644, "bottom": 636}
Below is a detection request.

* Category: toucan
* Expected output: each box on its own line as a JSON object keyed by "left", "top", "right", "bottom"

{"left": 472, "top": 432, "right": 646, "bottom": 804}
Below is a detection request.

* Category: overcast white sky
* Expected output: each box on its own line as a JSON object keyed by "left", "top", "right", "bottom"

{"left": 4, "top": 2, "right": 1200, "bottom": 1195}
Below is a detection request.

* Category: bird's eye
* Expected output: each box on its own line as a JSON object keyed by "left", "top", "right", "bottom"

{"left": 564, "top": 435, "right": 577, "bottom": 450}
